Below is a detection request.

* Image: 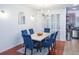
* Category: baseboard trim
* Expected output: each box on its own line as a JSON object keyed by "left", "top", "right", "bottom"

{"left": 0, "top": 43, "right": 23, "bottom": 53}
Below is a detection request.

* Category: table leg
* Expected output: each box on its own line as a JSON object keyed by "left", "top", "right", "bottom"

{"left": 38, "top": 42, "right": 42, "bottom": 52}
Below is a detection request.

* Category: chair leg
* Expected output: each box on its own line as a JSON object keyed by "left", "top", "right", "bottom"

{"left": 51, "top": 45, "right": 52, "bottom": 50}
{"left": 37, "top": 49, "right": 38, "bottom": 52}
{"left": 39, "top": 42, "right": 42, "bottom": 52}
{"left": 53, "top": 42, "right": 56, "bottom": 54}
{"left": 48, "top": 48, "right": 50, "bottom": 54}
{"left": 48, "top": 48, "right": 50, "bottom": 51}
{"left": 31, "top": 49, "right": 33, "bottom": 55}
{"left": 40, "top": 48, "right": 42, "bottom": 52}
{"left": 23, "top": 43, "right": 24, "bottom": 47}
{"left": 54, "top": 42, "right": 56, "bottom": 49}
{"left": 24, "top": 47, "right": 26, "bottom": 55}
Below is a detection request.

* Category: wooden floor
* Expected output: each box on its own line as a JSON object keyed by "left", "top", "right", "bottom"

{"left": 0, "top": 39, "right": 79, "bottom": 55}
{"left": 63, "top": 39, "right": 79, "bottom": 55}
{"left": 0, "top": 41, "right": 65, "bottom": 55}
{"left": 0, "top": 44, "right": 23, "bottom": 55}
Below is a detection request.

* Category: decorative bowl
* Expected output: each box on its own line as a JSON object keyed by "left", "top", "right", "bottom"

{"left": 37, "top": 32, "right": 43, "bottom": 36}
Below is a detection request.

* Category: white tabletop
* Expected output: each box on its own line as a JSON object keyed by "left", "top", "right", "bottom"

{"left": 31, "top": 32, "right": 51, "bottom": 41}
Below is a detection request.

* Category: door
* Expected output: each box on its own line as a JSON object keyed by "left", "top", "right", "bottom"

{"left": 51, "top": 14, "right": 60, "bottom": 40}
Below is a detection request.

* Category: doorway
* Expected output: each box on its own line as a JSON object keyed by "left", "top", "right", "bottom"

{"left": 66, "top": 13, "right": 75, "bottom": 40}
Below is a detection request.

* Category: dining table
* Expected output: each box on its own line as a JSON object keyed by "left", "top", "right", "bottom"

{"left": 31, "top": 32, "right": 51, "bottom": 52}
{"left": 31, "top": 32, "right": 51, "bottom": 41}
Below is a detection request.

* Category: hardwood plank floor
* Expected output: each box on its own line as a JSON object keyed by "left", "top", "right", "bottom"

{"left": 63, "top": 39, "right": 79, "bottom": 55}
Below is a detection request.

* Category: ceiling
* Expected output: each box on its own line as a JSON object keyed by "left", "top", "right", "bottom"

{"left": 25, "top": 4, "right": 75, "bottom": 10}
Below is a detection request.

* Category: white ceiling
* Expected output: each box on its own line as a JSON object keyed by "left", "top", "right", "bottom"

{"left": 25, "top": 4, "right": 74, "bottom": 10}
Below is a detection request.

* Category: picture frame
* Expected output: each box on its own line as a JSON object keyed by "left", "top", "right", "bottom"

{"left": 18, "top": 12, "right": 25, "bottom": 24}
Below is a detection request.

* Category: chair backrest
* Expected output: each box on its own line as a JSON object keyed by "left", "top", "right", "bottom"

{"left": 21, "top": 30, "right": 28, "bottom": 36}
{"left": 49, "top": 33, "right": 55, "bottom": 43}
{"left": 44, "top": 28, "right": 50, "bottom": 33}
{"left": 29, "top": 29, "right": 34, "bottom": 34}
{"left": 52, "top": 31, "right": 58, "bottom": 43}
{"left": 22, "top": 34, "right": 33, "bottom": 49}
{"left": 50, "top": 33, "right": 55, "bottom": 40}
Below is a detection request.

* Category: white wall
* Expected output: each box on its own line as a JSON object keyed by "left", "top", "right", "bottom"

{"left": 59, "top": 9, "right": 66, "bottom": 41}
{"left": 33, "top": 10, "right": 44, "bottom": 32}
{"left": 0, "top": 4, "right": 38, "bottom": 52}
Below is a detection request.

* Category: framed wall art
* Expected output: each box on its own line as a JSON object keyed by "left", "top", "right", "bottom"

{"left": 18, "top": 12, "right": 25, "bottom": 24}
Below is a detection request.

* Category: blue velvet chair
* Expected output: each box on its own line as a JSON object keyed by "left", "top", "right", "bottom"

{"left": 22, "top": 34, "right": 39, "bottom": 55}
{"left": 21, "top": 30, "right": 28, "bottom": 47}
{"left": 52, "top": 31, "right": 58, "bottom": 50}
{"left": 42, "top": 31, "right": 58, "bottom": 51}
{"left": 28, "top": 28, "right": 39, "bottom": 47}
{"left": 44, "top": 28, "right": 50, "bottom": 41}
{"left": 29, "top": 29, "right": 34, "bottom": 34}
{"left": 42, "top": 33, "right": 55, "bottom": 51}
{"left": 44, "top": 28, "right": 50, "bottom": 33}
